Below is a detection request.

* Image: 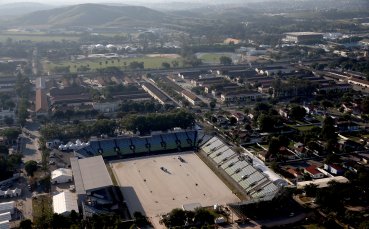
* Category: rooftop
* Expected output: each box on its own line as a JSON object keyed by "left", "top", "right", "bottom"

{"left": 181, "top": 90, "right": 199, "bottom": 101}
{"left": 70, "top": 155, "right": 113, "bottom": 194}
{"left": 285, "top": 32, "right": 323, "bottom": 36}
{"left": 35, "top": 89, "right": 48, "bottom": 113}
{"left": 304, "top": 165, "right": 322, "bottom": 175}
{"left": 297, "top": 176, "right": 349, "bottom": 188}
{"left": 51, "top": 168, "right": 73, "bottom": 179}
{"left": 53, "top": 191, "right": 78, "bottom": 215}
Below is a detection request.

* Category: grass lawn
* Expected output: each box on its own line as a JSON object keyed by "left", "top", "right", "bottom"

{"left": 44, "top": 56, "right": 183, "bottom": 73}
{"left": 32, "top": 195, "right": 53, "bottom": 226}
{"left": 0, "top": 33, "right": 80, "bottom": 42}
{"left": 294, "top": 125, "right": 316, "bottom": 132}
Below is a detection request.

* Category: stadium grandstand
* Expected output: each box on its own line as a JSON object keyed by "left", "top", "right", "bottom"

{"left": 75, "top": 130, "right": 200, "bottom": 159}
{"left": 200, "top": 136, "right": 287, "bottom": 200}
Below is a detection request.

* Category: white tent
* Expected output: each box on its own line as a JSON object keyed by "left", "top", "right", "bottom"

{"left": 53, "top": 192, "right": 78, "bottom": 215}
{"left": 51, "top": 168, "right": 73, "bottom": 184}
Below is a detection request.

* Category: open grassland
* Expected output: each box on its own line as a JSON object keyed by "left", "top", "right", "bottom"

{"left": 32, "top": 195, "right": 53, "bottom": 226}
{"left": 44, "top": 56, "right": 183, "bottom": 73}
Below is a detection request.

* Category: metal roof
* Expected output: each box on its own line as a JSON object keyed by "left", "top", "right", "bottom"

{"left": 0, "top": 202, "right": 13, "bottom": 214}
{"left": 71, "top": 155, "right": 113, "bottom": 194}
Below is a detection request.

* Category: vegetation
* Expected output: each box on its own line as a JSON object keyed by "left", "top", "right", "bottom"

{"left": 121, "top": 110, "right": 195, "bottom": 135}
{"left": 0, "top": 154, "right": 22, "bottom": 181}
{"left": 161, "top": 208, "right": 217, "bottom": 228}
{"left": 24, "top": 160, "right": 38, "bottom": 177}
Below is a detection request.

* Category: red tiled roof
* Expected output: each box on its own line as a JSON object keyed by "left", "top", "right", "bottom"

{"left": 305, "top": 165, "right": 322, "bottom": 175}
{"left": 330, "top": 164, "right": 344, "bottom": 171}
{"left": 35, "top": 89, "right": 48, "bottom": 113}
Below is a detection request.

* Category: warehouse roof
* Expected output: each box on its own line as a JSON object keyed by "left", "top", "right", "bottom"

{"left": 71, "top": 155, "right": 113, "bottom": 194}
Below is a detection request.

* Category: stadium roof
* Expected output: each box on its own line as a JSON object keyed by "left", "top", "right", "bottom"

{"left": 53, "top": 191, "right": 78, "bottom": 215}
{"left": 71, "top": 155, "right": 113, "bottom": 194}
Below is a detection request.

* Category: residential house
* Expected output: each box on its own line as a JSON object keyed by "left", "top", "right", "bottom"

{"left": 304, "top": 165, "right": 324, "bottom": 179}
{"left": 324, "top": 164, "right": 345, "bottom": 176}
{"left": 287, "top": 168, "right": 304, "bottom": 182}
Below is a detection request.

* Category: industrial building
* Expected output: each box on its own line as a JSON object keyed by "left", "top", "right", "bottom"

{"left": 285, "top": 32, "right": 323, "bottom": 43}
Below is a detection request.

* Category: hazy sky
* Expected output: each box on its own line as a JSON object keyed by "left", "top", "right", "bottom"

{"left": 0, "top": 0, "right": 252, "bottom": 5}
{"left": 0, "top": 0, "right": 222, "bottom": 4}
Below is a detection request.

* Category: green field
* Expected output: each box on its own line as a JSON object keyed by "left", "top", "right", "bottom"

{"left": 44, "top": 56, "right": 183, "bottom": 73}
{"left": 0, "top": 33, "right": 80, "bottom": 42}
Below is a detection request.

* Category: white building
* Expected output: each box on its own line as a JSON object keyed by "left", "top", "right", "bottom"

{"left": 51, "top": 168, "right": 73, "bottom": 184}
{"left": 53, "top": 191, "right": 79, "bottom": 216}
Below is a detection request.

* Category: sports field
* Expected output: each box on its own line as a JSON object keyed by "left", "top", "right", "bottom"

{"left": 110, "top": 152, "right": 239, "bottom": 226}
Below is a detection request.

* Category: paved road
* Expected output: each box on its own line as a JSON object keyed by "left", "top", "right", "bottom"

{"left": 21, "top": 122, "right": 42, "bottom": 163}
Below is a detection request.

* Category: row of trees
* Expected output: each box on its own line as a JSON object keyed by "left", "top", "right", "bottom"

{"left": 41, "top": 118, "right": 117, "bottom": 141}
{"left": 117, "top": 100, "right": 174, "bottom": 114}
{"left": 41, "top": 111, "right": 195, "bottom": 140}
{"left": 161, "top": 208, "right": 217, "bottom": 228}
{"left": 20, "top": 211, "right": 150, "bottom": 229}
{"left": 15, "top": 73, "right": 31, "bottom": 126}
{"left": 121, "top": 111, "right": 195, "bottom": 135}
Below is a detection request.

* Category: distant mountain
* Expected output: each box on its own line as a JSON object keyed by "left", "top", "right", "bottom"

{"left": 0, "top": 2, "right": 55, "bottom": 16}
{"left": 10, "top": 4, "right": 169, "bottom": 28}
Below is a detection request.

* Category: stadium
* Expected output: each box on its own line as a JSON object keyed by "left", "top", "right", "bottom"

{"left": 72, "top": 130, "right": 287, "bottom": 226}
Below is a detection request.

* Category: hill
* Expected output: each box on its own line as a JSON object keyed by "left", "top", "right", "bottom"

{"left": 11, "top": 4, "right": 169, "bottom": 27}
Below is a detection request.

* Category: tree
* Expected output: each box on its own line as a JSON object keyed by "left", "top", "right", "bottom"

{"left": 3, "top": 116, "right": 13, "bottom": 126}
{"left": 321, "top": 100, "right": 334, "bottom": 109}
{"left": 1, "top": 128, "right": 21, "bottom": 143}
{"left": 129, "top": 61, "right": 144, "bottom": 70}
{"left": 164, "top": 208, "right": 187, "bottom": 227}
{"left": 25, "top": 160, "right": 38, "bottom": 177}
{"left": 359, "top": 221, "right": 369, "bottom": 229}
{"left": 193, "top": 208, "right": 215, "bottom": 225}
{"left": 171, "top": 60, "right": 179, "bottom": 68}
{"left": 288, "top": 105, "right": 306, "bottom": 120}
{"left": 257, "top": 114, "right": 275, "bottom": 132}
{"left": 17, "top": 99, "right": 29, "bottom": 126}
{"left": 268, "top": 137, "right": 280, "bottom": 156}
{"left": 209, "top": 100, "right": 216, "bottom": 110}
{"left": 19, "top": 219, "right": 32, "bottom": 229}
{"left": 0, "top": 145, "right": 8, "bottom": 155}
{"left": 161, "top": 62, "right": 170, "bottom": 69}
{"left": 321, "top": 116, "right": 337, "bottom": 142}
{"left": 254, "top": 102, "right": 271, "bottom": 113}
{"left": 304, "top": 184, "right": 318, "bottom": 197}
{"left": 219, "top": 56, "right": 232, "bottom": 65}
